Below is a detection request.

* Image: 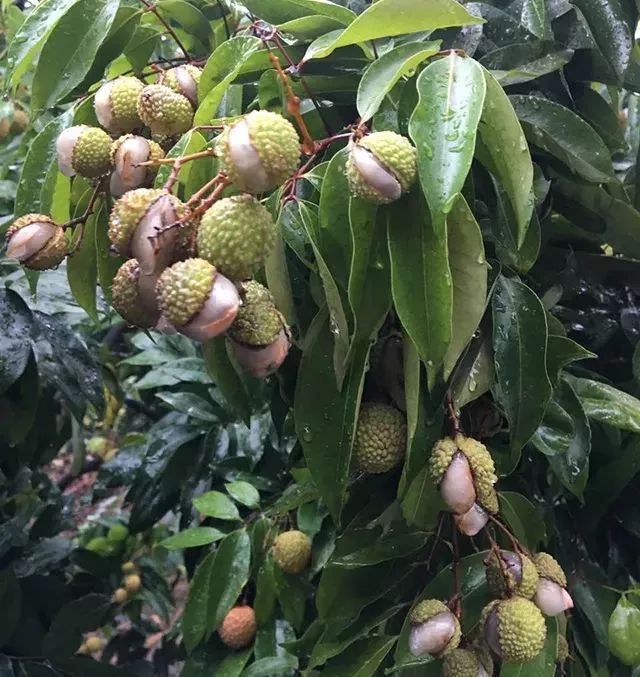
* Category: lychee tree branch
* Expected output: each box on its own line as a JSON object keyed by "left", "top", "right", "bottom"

{"left": 138, "top": 0, "right": 191, "bottom": 62}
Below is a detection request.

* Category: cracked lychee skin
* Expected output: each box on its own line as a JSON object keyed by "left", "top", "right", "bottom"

{"left": 68, "top": 126, "right": 113, "bottom": 178}
{"left": 353, "top": 403, "right": 406, "bottom": 474}
{"left": 273, "top": 530, "right": 312, "bottom": 574}
{"left": 429, "top": 434, "right": 499, "bottom": 514}
{"left": 111, "top": 135, "right": 165, "bottom": 184}
{"left": 534, "top": 553, "right": 567, "bottom": 587}
{"left": 482, "top": 598, "right": 546, "bottom": 663}
{"left": 156, "top": 258, "right": 216, "bottom": 328}
{"left": 443, "top": 648, "right": 489, "bottom": 677}
{"left": 218, "top": 606, "right": 257, "bottom": 649}
{"left": 137, "top": 84, "right": 193, "bottom": 136}
{"left": 216, "top": 110, "right": 300, "bottom": 193}
{"left": 346, "top": 131, "right": 417, "bottom": 204}
{"left": 228, "top": 281, "right": 283, "bottom": 346}
{"left": 5, "top": 214, "right": 67, "bottom": 270}
{"left": 197, "top": 194, "right": 276, "bottom": 280}
{"left": 486, "top": 550, "right": 539, "bottom": 599}
{"left": 409, "top": 599, "right": 461, "bottom": 657}
{"left": 107, "top": 188, "right": 188, "bottom": 256}
{"left": 158, "top": 65, "right": 201, "bottom": 108}
{"left": 112, "top": 259, "right": 159, "bottom": 328}
{"left": 95, "top": 76, "right": 144, "bottom": 133}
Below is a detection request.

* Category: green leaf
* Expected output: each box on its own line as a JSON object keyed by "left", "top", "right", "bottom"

{"left": 156, "top": 0, "right": 213, "bottom": 48}
{"left": 6, "top": 0, "right": 80, "bottom": 89}
{"left": 357, "top": 41, "right": 440, "bottom": 122}
{"left": 546, "top": 335, "right": 594, "bottom": 385}
{"left": 409, "top": 53, "right": 486, "bottom": 234}
{"left": 451, "top": 328, "right": 494, "bottom": 409}
{"left": 572, "top": 0, "right": 633, "bottom": 80}
{"left": 160, "top": 527, "right": 226, "bottom": 550}
{"left": 15, "top": 111, "right": 73, "bottom": 217}
{"left": 304, "top": 0, "right": 483, "bottom": 60}
{"left": 225, "top": 481, "right": 260, "bottom": 509}
{"left": 401, "top": 463, "right": 444, "bottom": 531}
{"left": 241, "top": 656, "right": 297, "bottom": 677}
{"left": 32, "top": 0, "right": 119, "bottom": 110}
{"left": 196, "top": 36, "right": 262, "bottom": 125}
{"left": 193, "top": 491, "right": 241, "bottom": 521}
{"left": 482, "top": 45, "right": 573, "bottom": 86}
{"left": 609, "top": 596, "right": 640, "bottom": 666}
{"left": 203, "top": 337, "right": 251, "bottom": 424}
{"left": 443, "top": 196, "right": 487, "bottom": 378}
{"left": 499, "top": 491, "right": 546, "bottom": 549}
{"left": 565, "top": 376, "right": 640, "bottom": 433}
{"left": 240, "top": 0, "right": 355, "bottom": 25}
{"left": 294, "top": 310, "right": 369, "bottom": 523}
{"left": 67, "top": 197, "right": 99, "bottom": 323}
{"left": 509, "top": 95, "right": 614, "bottom": 184}
{"left": 94, "top": 202, "right": 122, "bottom": 304}
{"left": 332, "top": 532, "right": 426, "bottom": 568}
{"left": 0, "top": 569, "right": 21, "bottom": 648}
{"left": 478, "top": 69, "right": 534, "bottom": 246}
{"left": 0, "top": 289, "right": 34, "bottom": 395}
{"left": 322, "top": 636, "right": 396, "bottom": 676}
{"left": 575, "top": 86, "right": 627, "bottom": 152}
{"left": 520, "top": 0, "right": 551, "bottom": 40}
{"left": 274, "top": 566, "right": 309, "bottom": 632}
{"left": 387, "top": 191, "right": 452, "bottom": 374}
{"left": 492, "top": 275, "right": 552, "bottom": 454}
{"left": 183, "top": 529, "right": 251, "bottom": 652}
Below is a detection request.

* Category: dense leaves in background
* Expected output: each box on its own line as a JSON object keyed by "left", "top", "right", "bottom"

{"left": 1, "top": 0, "right": 640, "bottom": 675}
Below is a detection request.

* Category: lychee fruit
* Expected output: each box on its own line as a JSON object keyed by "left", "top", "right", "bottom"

{"left": 112, "top": 259, "right": 160, "bottom": 328}
{"left": 352, "top": 402, "right": 406, "bottom": 474}
{"left": 158, "top": 65, "right": 201, "bottom": 109}
{"left": 218, "top": 606, "right": 257, "bottom": 649}
{"left": 137, "top": 84, "right": 193, "bottom": 136}
{"left": 272, "top": 530, "right": 311, "bottom": 574}
{"left": 113, "top": 588, "right": 128, "bottom": 604}
{"left": 110, "top": 135, "right": 165, "bottom": 197}
{"left": 94, "top": 76, "right": 144, "bottom": 134}
{"left": 533, "top": 552, "right": 573, "bottom": 616}
{"left": 56, "top": 125, "right": 113, "bottom": 179}
{"left": 5, "top": 214, "right": 67, "bottom": 270}
{"left": 124, "top": 573, "right": 141, "bottom": 594}
{"left": 485, "top": 550, "right": 539, "bottom": 599}
{"left": 408, "top": 599, "right": 461, "bottom": 657}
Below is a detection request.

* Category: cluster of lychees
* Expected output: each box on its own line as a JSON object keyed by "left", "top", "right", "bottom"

{"left": 4, "top": 61, "right": 419, "bottom": 380}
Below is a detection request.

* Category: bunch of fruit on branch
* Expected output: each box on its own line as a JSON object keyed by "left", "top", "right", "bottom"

{"left": 3, "top": 63, "right": 417, "bottom": 381}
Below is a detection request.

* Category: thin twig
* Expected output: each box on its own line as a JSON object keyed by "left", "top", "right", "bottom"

{"left": 216, "top": 0, "right": 231, "bottom": 40}
{"left": 451, "top": 521, "right": 462, "bottom": 618}
{"left": 157, "top": 149, "right": 216, "bottom": 192}
{"left": 138, "top": 0, "right": 191, "bottom": 60}
{"left": 187, "top": 172, "right": 226, "bottom": 205}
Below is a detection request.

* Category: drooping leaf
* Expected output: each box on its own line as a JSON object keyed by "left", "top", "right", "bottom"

{"left": 225, "top": 481, "right": 260, "bottom": 509}
{"left": 67, "top": 196, "right": 100, "bottom": 323}
{"left": 409, "top": 53, "right": 486, "bottom": 234}
{"left": 203, "top": 338, "right": 251, "bottom": 424}
{"left": 193, "top": 491, "right": 241, "bottom": 521}
{"left": 160, "top": 527, "right": 226, "bottom": 550}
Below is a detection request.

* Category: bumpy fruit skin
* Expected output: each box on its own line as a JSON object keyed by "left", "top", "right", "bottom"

{"left": 218, "top": 606, "right": 257, "bottom": 649}
{"left": 353, "top": 403, "right": 406, "bottom": 474}
{"left": 557, "top": 634, "right": 569, "bottom": 663}
{"left": 5, "top": 214, "right": 67, "bottom": 270}
{"left": 216, "top": 110, "right": 300, "bottom": 193}
{"left": 112, "top": 259, "right": 160, "bottom": 328}
{"left": 158, "top": 65, "right": 201, "bottom": 107}
{"left": 346, "top": 131, "right": 416, "bottom": 204}
{"left": 10, "top": 109, "right": 28, "bottom": 134}
{"left": 72, "top": 126, "right": 113, "bottom": 178}
{"left": 137, "top": 84, "right": 193, "bottom": 136}
{"left": 273, "top": 530, "right": 312, "bottom": 574}
{"left": 156, "top": 258, "right": 215, "bottom": 327}
{"left": 534, "top": 553, "right": 567, "bottom": 587}
{"left": 429, "top": 435, "right": 499, "bottom": 513}
{"left": 442, "top": 648, "right": 486, "bottom": 677}
{"left": 111, "top": 135, "right": 165, "bottom": 189}
{"left": 124, "top": 573, "right": 141, "bottom": 594}
{"left": 197, "top": 195, "right": 276, "bottom": 280}
{"left": 409, "top": 599, "right": 461, "bottom": 657}
{"left": 486, "top": 551, "right": 539, "bottom": 599}
{"left": 483, "top": 598, "right": 546, "bottom": 663}
{"left": 113, "top": 587, "right": 128, "bottom": 604}
{"left": 95, "top": 76, "right": 144, "bottom": 133}
{"left": 108, "top": 188, "right": 188, "bottom": 256}
{"left": 229, "top": 281, "right": 283, "bottom": 346}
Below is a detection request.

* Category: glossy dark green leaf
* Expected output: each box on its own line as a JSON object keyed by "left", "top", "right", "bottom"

{"left": 573, "top": 569, "right": 618, "bottom": 646}
{"left": 160, "top": 527, "right": 226, "bottom": 550}
{"left": 155, "top": 391, "right": 217, "bottom": 422}
{"left": 546, "top": 335, "right": 595, "bottom": 385}
{"left": 0, "top": 289, "right": 34, "bottom": 395}
{"left": 451, "top": 328, "right": 495, "bottom": 409}
{"left": 510, "top": 95, "right": 614, "bottom": 183}
{"left": 322, "top": 636, "right": 396, "bottom": 676}
{"left": 492, "top": 275, "right": 552, "bottom": 453}
{"left": 156, "top": 0, "right": 212, "bottom": 48}
{"left": 182, "top": 550, "right": 216, "bottom": 652}
{"left": 203, "top": 337, "right": 251, "bottom": 424}
{"left": 67, "top": 197, "right": 99, "bottom": 323}
{"left": 499, "top": 491, "right": 546, "bottom": 549}
{"left": 196, "top": 36, "right": 262, "bottom": 125}
{"left": 401, "top": 463, "right": 444, "bottom": 531}
{"left": 294, "top": 310, "right": 369, "bottom": 523}
{"left": 332, "top": 532, "right": 426, "bottom": 568}
{"left": 357, "top": 41, "right": 440, "bottom": 122}
{"left": 572, "top": 0, "right": 633, "bottom": 80}
{"left": 443, "top": 196, "right": 487, "bottom": 377}
{"left": 240, "top": 0, "right": 355, "bottom": 25}
{"left": 479, "top": 70, "right": 533, "bottom": 246}
{"left": 609, "top": 596, "right": 640, "bottom": 666}
{"left": 409, "top": 53, "right": 486, "bottom": 234}
{"left": 225, "top": 481, "right": 260, "bottom": 509}
{"left": 0, "top": 570, "right": 21, "bottom": 648}
{"left": 274, "top": 566, "right": 309, "bottom": 632}
{"left": 387, "top": 191, "right": 452, "bottom": 373}
{"left": 565, "top": 375, "right": 640, "bottom": 433}
{"left": 482, "top": 44, "right": 573, "bottom": 86}
{"left": 575, "top": 87, "right": 627, "bottom": 152}
{"left": 265, "top": 206, "right": 297, "bottom": 327}
{"left": 32, "top": 0, "right": 119, "bottom": 110}
{"left": 193, "top": 491, "right": 241, "bottom": 521}
{"left": 521, "top": 0, "right": 552, "bottom": 39}
{"left": 304, "top": 0, "right": 482, "bottom": 60}
{"left": 241, "top": 655, "right": 297, "bottom": 677}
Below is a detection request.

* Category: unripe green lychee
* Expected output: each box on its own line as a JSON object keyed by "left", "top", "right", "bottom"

{"left": 110, "top": 135, "right": 165, "bottom": 197}
{"left": 94, "top": 76, "right": 144, "bottom": 134}
{"left": 137, "top": 84, "right": 193, "bottom": 136}
{"left": 86, "top": 537, "right": 112, "bottom": 555}
{"left": 215, "top": 110, "right": 300, "bottom": 193}
{"left": 107, "top": 523, "right": 129, "bottom": 543}
{"left": 112, "top": 259, "right": 160, "bottom": 328}
{"left": 353, "top": 402, "right": 406, "bottom": 474}
{"left": 273, "top": 530, "right": 312, "bottom": 574}
{"left": 197, "top": 194, "right": 276, "bottom": 280}
{"left": 56, "top": 125, "right": 113, "bottom": 179}
{"left": 5, "top": 214, "right": 67, "bottom": 270}
{"left": 158, "top": 65, "right": 201, "bottom": 108}
{"left": 156, "top": 258, "right": 240, "bottom": 341}
{"left": 408, "top": 599, "right": 461, "bottom": 657}
{"left": 482, "top": 598, "right": 546, "bottom": 663}
{"left": 442, "top": 648, "right": 492, "bottom": 677}
{"left": 346, "top": 131, "right": 417, "bottom": 204}
{"left": 218, "top": 606, "right": 257, "bottom": 649}
{"left": 486, "top": 550, "right": 539, "bottom": 599}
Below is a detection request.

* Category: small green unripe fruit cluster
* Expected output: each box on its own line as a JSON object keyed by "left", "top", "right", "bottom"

{"left": 352, "top": 402, "right": 407, "bottom": 474}
{"left": 272, "top": 530, "right": 312, "bottom": 574}
{"left": 218, "top": 605, "right": 257, "bottom": 649}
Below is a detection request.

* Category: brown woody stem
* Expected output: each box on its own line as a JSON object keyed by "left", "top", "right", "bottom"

{"left": 138, "top": 0, "right": 191, "bottom": 61}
